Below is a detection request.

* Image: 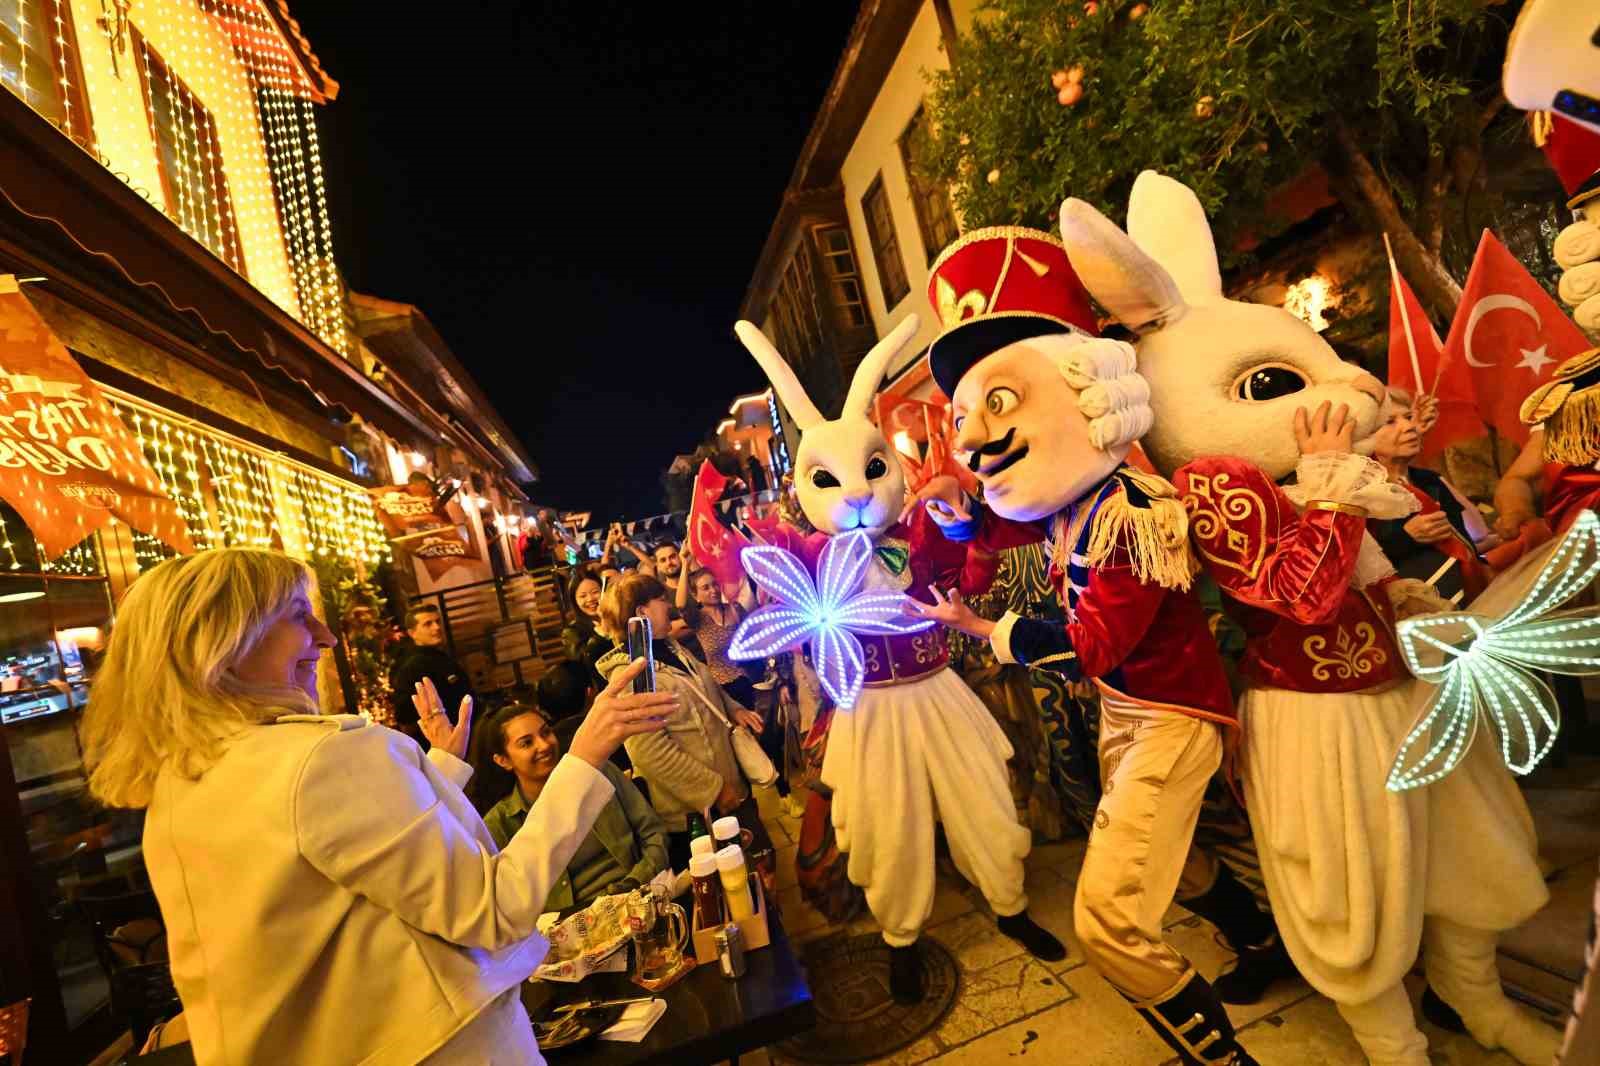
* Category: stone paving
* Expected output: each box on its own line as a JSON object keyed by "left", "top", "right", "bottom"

{"left": 737, "top": 785, "right": 1569, "bottom": 1066}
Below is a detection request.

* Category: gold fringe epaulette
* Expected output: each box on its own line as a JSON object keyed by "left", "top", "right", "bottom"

{"left": 1084, "top": 470, "right": 1199, "bottom": 592}
{"left": 1542, "top": 385, "right": 1600, "bottom": 466}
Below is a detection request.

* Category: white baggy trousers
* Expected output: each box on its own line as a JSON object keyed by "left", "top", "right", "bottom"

{"left": 1241, "top": 681, "right": 1552, "bottom": 1066}
{"left": 822, "top": 665, "right": 1033, "bottom": 946}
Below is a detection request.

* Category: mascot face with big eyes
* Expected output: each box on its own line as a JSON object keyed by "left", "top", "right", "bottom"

{"left": 950, "top": 335, "right": 1129, "bottom": 522}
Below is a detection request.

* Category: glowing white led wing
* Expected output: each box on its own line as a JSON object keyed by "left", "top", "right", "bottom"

{"left": 833, "top": 591, "right": 937, "bottom": 636}
{"left": 729, "top": 605, "right": 819, "bottom": 661}
{"left": 740, "top": 544, "right": 821, "bottom": 617}
{"left": 813, "top": 624, "right": 867, "bottom": 710}
{"left": 1389, "top": 510, "right": 1600, "bottom": 792}
{"left": 815, "top": 531, "right": 876, "bottom": 612}
{"left": 728, "top": 531, "right": 945, "bottom": 709}
{"left": 1494, "top": 510, "right": 1600, "bottom": 630}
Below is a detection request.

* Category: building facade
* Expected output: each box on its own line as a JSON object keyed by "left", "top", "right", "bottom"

{"left": 740, "top": 0, "right": 977, "bottom": 449}
{"left": 0, "top": 3, "right": 540, "bottom": 1057}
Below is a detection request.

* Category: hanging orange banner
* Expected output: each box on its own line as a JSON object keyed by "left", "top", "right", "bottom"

{"left": 0, "top": 276, "right": 193, "bottom": 560}
{"left": 368, "top": 483, "right": 471, "bottom": 580}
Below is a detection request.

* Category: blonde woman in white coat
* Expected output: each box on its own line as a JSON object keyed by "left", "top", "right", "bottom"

{"left": 79, "top": 548, "right": 676, "bottom": 1066}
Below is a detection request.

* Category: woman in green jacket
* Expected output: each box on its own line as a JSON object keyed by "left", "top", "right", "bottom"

{"left": 479, "top": 703, "right": 669, "bottom": 911}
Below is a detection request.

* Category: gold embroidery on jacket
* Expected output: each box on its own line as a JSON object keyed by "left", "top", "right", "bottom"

{"left": 1182, "top": 472, "right": 1268, "bottom": 580}
{"left": 1302, "top": 624, "right": 1388, "bottom": 682}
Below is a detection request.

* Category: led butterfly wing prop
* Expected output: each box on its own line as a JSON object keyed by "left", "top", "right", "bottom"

{"left": 1388, "top": 510, "right": 1600, "bottom": 792}
{"left": 728, "top": 530, "right": 935, "bottom": 708}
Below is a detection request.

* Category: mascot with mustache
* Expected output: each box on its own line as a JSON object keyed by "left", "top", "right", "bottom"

{"left": 911, "top": 227, "right": 1273, "bottom": 1066}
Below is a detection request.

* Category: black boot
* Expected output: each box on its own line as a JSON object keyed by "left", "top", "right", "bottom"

{"left": 997, "top": 911, "right": 1067, "bottom": 962}
{"left": 1179, "top": 863, "right": 1297, "bottom": 1004}
{"left": 1128, "top": 971, "right": 1260, "bottom": 1065}
{"left": 888, "top": 943, "right": 924, "bottom": 1005}
{"left": 1420, "top": 984, "right": 1466, "bottom": 1033}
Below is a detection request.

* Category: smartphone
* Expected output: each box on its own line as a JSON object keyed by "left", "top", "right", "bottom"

{"left": 626, "top": 616, "right": 655, "bottom": 694}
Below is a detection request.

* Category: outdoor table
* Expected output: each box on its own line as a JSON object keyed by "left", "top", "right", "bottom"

{"left": 533, "top": 917, "right": 814, "bottom": 1065}
{"left": 129, "top": 917, "right": 814, "bottom": 1065}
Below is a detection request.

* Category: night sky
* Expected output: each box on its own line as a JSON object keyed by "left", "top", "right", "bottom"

{"left": 291, "top": 2, "right": 862, "bottom": 522}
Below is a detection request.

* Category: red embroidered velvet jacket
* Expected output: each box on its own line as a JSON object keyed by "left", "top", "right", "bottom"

{"left": 1542, "top": 462, "right": 1600, "bottom": 535}
{"left": 1173, "top": 457, "right": 1405, "bottom": 694}
{"left": 943, "top": 472, "right": 1236, "bottom": 725}
{"left": 756, "top": 507, "right": 974, "bottom": 687}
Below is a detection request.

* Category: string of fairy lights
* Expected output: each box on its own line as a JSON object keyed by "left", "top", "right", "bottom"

{"left": 0, "top": 0, "right": 349, "bottom": 355}
{"left": 105, "top": 394, "right": 390, "bottom": 573}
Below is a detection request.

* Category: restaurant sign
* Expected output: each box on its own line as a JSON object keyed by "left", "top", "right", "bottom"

{"left": 0, "top": 275, "right": 193, "bottom": 559}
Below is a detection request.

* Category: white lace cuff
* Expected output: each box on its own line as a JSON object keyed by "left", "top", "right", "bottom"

{"left": 1283, "top": 452, "right": 1418, "bottom": 520}
{"left": 1353, "top": 531, "right": 1397, "bottom": 589}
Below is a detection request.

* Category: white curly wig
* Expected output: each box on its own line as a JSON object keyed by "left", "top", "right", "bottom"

{"left": 1032, "top": 332, "right": 1154, "bottom": 452}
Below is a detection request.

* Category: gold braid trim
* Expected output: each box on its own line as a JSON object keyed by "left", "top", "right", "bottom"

{"left": 1543, "top": 386, "right": 1600, "bottom": 466}
{"left": 1084, "top": 474, "right": 1199, "bottom": 592}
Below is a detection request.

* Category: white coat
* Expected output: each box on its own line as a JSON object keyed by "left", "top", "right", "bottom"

{"left": 143, "top": 713, "right": 613, "bottom": 1065}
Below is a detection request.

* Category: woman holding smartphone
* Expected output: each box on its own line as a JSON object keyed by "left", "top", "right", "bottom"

{"left": 80, "top": 549, "right": 676, "bottom": 1065}
{"left": 597, "top": 573, "right": 771, "bottom": 872}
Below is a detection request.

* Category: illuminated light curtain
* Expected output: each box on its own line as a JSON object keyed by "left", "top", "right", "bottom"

{"left": 105, "top": 391, "right": 389, "bottom": 572}
{"left": 0, "top": 0, "right": 79, "bottom": 136}
{"left": 197, "top": 0, "right": 348, "bottom": 357}
{"left": 3, "top": 0, "right": 347, "bottom": 354}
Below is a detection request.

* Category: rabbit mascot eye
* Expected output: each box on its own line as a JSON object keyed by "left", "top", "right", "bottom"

{"left": 1060, "top": 172, "right": 1557, "bottom": 1066}
{"left": 731, "top": 312, "right": 1065, "bottom": 1002}
{"left": 914, "top": 227, "right": 1277, "bottom": 1064}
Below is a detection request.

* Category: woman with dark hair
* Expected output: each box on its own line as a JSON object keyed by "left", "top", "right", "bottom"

{"left": 673, "top": 555, "right": 756, "bottom": 708}
{"left": 477, "top": 702, "right": 668, "bottom": 910}
{"left": 561, "top": 566, "right": 611, "bottom": 685}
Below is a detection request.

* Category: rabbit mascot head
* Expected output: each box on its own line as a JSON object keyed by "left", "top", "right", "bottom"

{"left": 732, "top": 316, "right": 922, "bottom": 540}
{"left": 1058, "top": 172, "right": 1387, "bottom": 481}
{"left": 924, "top": 227, "right": 1155, "bottom": 521}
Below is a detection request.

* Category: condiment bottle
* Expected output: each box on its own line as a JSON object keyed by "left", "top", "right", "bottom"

{"left": 688, "top": 853, "right": 724, "bottom": 928}
{"left": 712, "top": 815, "right": 744, "bottom": 849}
{"left": 715, "top": 844, "right": 755, "bottom": 921}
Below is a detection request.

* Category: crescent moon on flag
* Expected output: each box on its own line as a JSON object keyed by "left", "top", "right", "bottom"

{"left": 1464, "top": 294, "right": 1542, "bottom": 367}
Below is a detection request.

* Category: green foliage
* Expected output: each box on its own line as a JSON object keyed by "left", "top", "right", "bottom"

{"left": 922, "top": 0, "right": 1503, "bottom": 256}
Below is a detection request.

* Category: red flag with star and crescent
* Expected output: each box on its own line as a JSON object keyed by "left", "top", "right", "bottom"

{"left": 1386, "top": 263, "right": 1479, "bottom": 462}
{"left": 1435, "top": 230, "right": 1591, "bottom": 448}
{"left": 686, "top": 460, "right": 749, "bottom": 587}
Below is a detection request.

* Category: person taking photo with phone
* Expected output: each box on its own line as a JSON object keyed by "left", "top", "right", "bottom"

{"left": 78, "top": 548, "right": 676, "bottom": 1065}
{"left": 597, "top": 572, "right": 772, "bottom": 872}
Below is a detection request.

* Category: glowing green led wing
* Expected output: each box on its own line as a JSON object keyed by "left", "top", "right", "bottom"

{"left": 1388, "top": 511, "right": 1600, "bottom": 793}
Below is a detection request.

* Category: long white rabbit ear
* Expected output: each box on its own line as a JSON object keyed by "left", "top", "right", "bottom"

{"left": 844, "top": 314, "right": 921, "bottom": 419}
{"left": 1126, "top": 171, "right": 1223, "bottom": 306}
{"left": 1059, "top": 197, "right": 1187, "bottom": 333}
{"left": 733, "top": 321, "right": 825, "bottom": 430}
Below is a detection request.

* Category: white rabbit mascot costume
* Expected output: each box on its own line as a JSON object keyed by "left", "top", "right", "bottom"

{"left": 730, "top": 316, "right": 1066, "bottom": 1004}
{"left": 1057, "top": 172, "right": 1557, "bottom": 1066}
{"left": 911, "top": 226, "right": 1271, "bottom": 1066}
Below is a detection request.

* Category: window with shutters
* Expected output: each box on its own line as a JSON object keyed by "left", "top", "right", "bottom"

{"left": 860, "top": 175, "right": 910, "bottom": 309}
{"left": 899, "top": 106, "right": 960, "bottom": 264}
{"left": 133, "top": 29, "right": 247, "bottom": 272}
{"left": 0, "top": 0, "right": 92, "bottom": 145}
{"left": 812, "top": 225, "right": 869, "bottom": 331}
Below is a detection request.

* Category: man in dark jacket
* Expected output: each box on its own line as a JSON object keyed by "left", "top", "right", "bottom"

{"left": 390, "top": 604, "right": 475, "bottom": 748}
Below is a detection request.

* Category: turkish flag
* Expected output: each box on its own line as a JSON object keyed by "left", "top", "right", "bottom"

{"left": 1437, "top": 230, "right": 1591, "bottom": 448}
{"left": 1386, "top": 264, "right": 1479, "bottom": 461}
{"left": 0, "top": 277, "right": 192, "bottom": 559}
{"left": 686, "top": 461, "right": 749, "bottom": 587}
